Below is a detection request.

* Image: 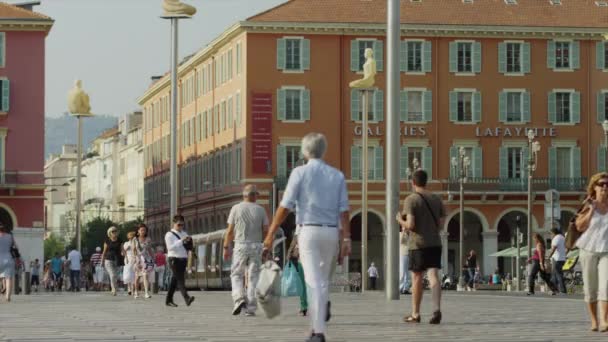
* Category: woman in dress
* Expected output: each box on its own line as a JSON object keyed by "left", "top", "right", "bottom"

{"left": 133, "top": 223, "right": 153, "bottom": 299}
{"left": 527, "top": 233, "right": 557, "bottom": 296}
{"left": 575, "top": 172, "right": 608, "bottom": 332}
{"left": 0, "top": 223, "right": 16, "bottom": 302}
{"left": 123, "top": 231, "right": 136, "bottom": 297}
{"left": 101, "top": 226, "right": 123, "bottom": 296}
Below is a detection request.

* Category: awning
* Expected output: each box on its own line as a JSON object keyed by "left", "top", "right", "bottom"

{"left": 490, "top": 247, "right": 529, "bottom": 258}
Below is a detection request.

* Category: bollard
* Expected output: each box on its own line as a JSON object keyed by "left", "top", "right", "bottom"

{"left": 23, "top": 271, "right": 30, "bottom": 295}
{"left": 13, "top": 273, "right": 20, "bottom": 295}
{"left": 153, "top": 271, "right": 159, "bottom": 294}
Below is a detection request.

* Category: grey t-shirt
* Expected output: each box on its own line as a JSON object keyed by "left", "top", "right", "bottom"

{"left": 402, "top": 192, "right": 446, "bottom": 250}
{"left": 227, "top": 201, "right": 269, "bottom": 243}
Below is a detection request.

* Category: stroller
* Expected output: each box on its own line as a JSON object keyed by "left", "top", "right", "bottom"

{"left": 562, "top": 254, "right": 583, "bottom": 294}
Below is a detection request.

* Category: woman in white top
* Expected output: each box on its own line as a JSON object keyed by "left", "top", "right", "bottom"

{"left": 133, "top": 224, "right": 153, "bottom": 299}
{"left": 123, "top": 231, "right": 136, "bottom": 296}
{"left": 575, "top": 172, "right": 608, "bottom": 332}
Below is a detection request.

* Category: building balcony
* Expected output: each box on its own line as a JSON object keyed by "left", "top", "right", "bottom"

{"left": 444, "top": 177, "right": 587, "bottom": 193}
{"left": 0, "top": 171, "right": 44, "bottom": 188}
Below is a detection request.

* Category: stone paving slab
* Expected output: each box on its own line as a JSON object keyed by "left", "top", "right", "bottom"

{"left": 0, "top": 291, "right": 604, "bottom": 342}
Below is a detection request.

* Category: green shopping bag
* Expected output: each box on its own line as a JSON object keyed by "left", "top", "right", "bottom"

{"left": 281, "top": 261, "right": 302, "bottom": 297}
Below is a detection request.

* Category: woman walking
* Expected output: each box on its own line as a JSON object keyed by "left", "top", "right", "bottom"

{"left": 0, "top": 223, "right": 16, "bottom": 302}
{"left": 465, "top": 250, "right": 478, "bottom": 291}
{"left": 527, "top": 233, "right": 557, "bottom": 296}
{"left": 575, "top": 172, "right": 608, "bottom": 332}
{"left": 123, "top": 231, "right": 136, "bottom": 296}
{"left": 101, "top": 226, "right": 123, "bottom": 296}
{"left": 287, "top": 238, "right": 308, "bottom": 316}
{"left": 133, "top": 223, "right": 153, "bottom": 299}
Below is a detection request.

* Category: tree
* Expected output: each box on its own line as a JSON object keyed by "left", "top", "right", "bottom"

{"left": 44, "top": 233, "right": 65, "bottom": 261}
{"left": 77, "top": 217, "right": 117, "bottom": 258}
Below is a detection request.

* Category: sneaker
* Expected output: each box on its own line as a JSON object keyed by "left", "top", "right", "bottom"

{"left": 134, "top": 294, "right": 139, "bottom": 299}
{"left": 306, "top": 333, "right": 326, "bottom": 342}
{"left": 145, "top": 294, "right": 152, "bottom": 299}
{"left": 232, "top": 300, "right": 246, "bottom": 316}
{"left": 244, "top": 310, "right": 256, "bottom": 317}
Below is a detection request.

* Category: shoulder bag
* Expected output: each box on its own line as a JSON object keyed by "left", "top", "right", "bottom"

{"left": 171, "top": 231, "right": 193, "bottom": 251}
{"left": 565, "top": 202, "right": 591, "bottom": 250}
{"left": 10, "top": 234, "right": 20, "bottom": 259}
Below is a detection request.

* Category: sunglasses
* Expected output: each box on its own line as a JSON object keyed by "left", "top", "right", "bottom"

{"left": 597, "top": 180, "right": 608, "bottom": 187}
{"left": 177, "top": 223, "right": 185, "bottom": 227}
{"left": 110, "top": 230, "right": 118, "bottom": 233}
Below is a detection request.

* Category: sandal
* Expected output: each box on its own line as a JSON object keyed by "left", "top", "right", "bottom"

{"left": 403, "top": 315, "right": 421, "bottom": 323}
{"left": 429, "top": 311, "right": 442, "bottom": 325}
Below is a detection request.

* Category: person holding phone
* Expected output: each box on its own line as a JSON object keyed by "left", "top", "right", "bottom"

{"left": 164, "top": 215, "right": 195, "bottom": 308}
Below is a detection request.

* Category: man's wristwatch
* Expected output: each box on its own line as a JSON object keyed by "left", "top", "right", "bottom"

{"left": 343, "top": 238, "right": 352, "bottom": 242}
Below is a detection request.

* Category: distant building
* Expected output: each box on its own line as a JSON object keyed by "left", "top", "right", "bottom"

{"left": 44, "top": 144, "right": 77, "bottom": 239}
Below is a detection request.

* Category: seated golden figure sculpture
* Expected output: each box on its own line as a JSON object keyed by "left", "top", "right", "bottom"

{"left": 349, "top": 48, "right": 376, "bottom": 89}
{"left": 67, "top": 80, "right": 92, "bottom": 116}
{"left": 162, "top": 0, "right": 196, "bottom": 16}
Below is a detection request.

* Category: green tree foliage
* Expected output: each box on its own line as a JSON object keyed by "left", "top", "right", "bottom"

{"left": 73, "top": 216, "right": 144, "bottom": 258}
{"left": 44, "top": 233, "right": 65, "bottom": 261}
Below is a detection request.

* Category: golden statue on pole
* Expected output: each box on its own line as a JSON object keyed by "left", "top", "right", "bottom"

{"left": 67, "top": 80, "right": 92, "bottom": 116}
{"left": 349, "top": 48, "right": 376, "bottom": 89}
{"left": 162, "top": 0, "right": 196, "bottom": 17}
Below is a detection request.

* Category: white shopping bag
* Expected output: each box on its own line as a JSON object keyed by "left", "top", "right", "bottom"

{"left": 256, "top": 260, "right": 282, "bottom": 319}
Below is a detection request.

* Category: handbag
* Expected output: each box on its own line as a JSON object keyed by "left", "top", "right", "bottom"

{"left": 281, "top": 261, "right": 302, "bottom": 297}
{"left": 256, "top": 260, "right": 282, "bottom": 319}
{"left": 171, "top": 231, "right": 193, "bottom": 251}
{"left": 10, "top": 234, "right": 20, "bottom": 259}
{"left": 565, "top": 202, "right": 591, "bottom": 250}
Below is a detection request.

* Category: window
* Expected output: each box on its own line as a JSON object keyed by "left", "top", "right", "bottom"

{"left": 351, "top": 89, "right": 384, "bottom": 122}
{"left": 450, "top": 146, "right": 482, "bottom": 178}
{"left": 276, "top": 145, "right": 302, "bottom": 178}
{"left": 506, "top": 43, "right": 521, "bottom": 73}
{"left": 556, "top": 92, "right": 570, "bottom": 123}
{"left": 235, "top": 92, "right": 242, "bottom": 126}
{"left": 598, "top": 92, "right": 608, "bottom": 122}
{"left": 604, "top": 43, "right": 608, "bottom": 69}
{"left": 399, "top": 145, "right": 432, "bottom": 179}
{"left": 406, "top": 41, "right": 422, "bottom": 72}
{"left": 457, "top": 92, "right": 473, "bottom": 122}
{"left": 221, "top": 101, "right": 226, "bottom": 130}
{"left": 555, "top": 41, "right": 570, "bottom": 69}
{"left": 457, "top": 42, "right": 473, "bottom": 72}
{"left": 549, "top": 146, "right": 581, "bottom": 181}
{"left": 407, "top": 91, "right": 423, "bottom": 121}
{"left": 506, "top": 92, "right": 522, "bottom": 122}
{"left": 358, "top": 40, "right": 375, "bottom": 71}
{"left": 550, "top": 91, "right": 579, "bottom": 124}
{"left": 286, "top": 39, "right": 301, "bottom": 70}
{"left": 556, "top": 147, "right": 572, "bottom": 178}
{"left": 507, "top": 147, "right": 523, "bottom": 179}
{"left": 277, "top": 88, "right": 311, "bottom": 122}
{"left": 408, "top": 147, "right": 422, "bottom": 170}
{"left": 236, "top": 42, "right": 242, "bottom": 75}
{"left": 450, "top": 91, "right": 481, "bottom": 123}
{"left": 277, "top": 38, "right": 310, "bottom": 71}
{"left": 285, "top": 90, "right": 301, "bottom": 120}
{"left": 351, "top": 145, "right": 384, "bottom": 180}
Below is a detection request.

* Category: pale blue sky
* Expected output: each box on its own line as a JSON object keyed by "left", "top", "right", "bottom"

{"left": 17, "top": 0, "right": 286, "bottom": 117}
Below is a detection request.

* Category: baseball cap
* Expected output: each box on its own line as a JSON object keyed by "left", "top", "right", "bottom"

{"left": 95, "top": 247, "right": 101, "bottom": 252}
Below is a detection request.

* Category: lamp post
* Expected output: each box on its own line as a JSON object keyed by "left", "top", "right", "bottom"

{"left": 525, "top": 129, "right": 541, "bottom": 265}
{"left": 602, "top": 121, "right": 608, "bottom": 170}
{"left": 514, "top": 215, "right": 521, "bottom": 292}
{"left": 452, "top": 147, "right": 470, "bottom": 291}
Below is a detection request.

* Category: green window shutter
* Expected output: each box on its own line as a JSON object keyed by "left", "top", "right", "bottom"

{"left": 351, "top": 89, "right": 360, "bottom": 121}
{"left": 449, "top": 91, "right": 457, "bottom": 122}
{"left": 400, "top": 145, "right": 409, "bottom": 179}
{"left": 573, "top": 147, "right": 581, "bottom": 179}
{"left": 449, "top": 42, "right": 457, "bottom": 73}
{"left": 374, "top": 89, "right": 384, "bottom": 122}
{"left": 400, "top": 41, "right": 407, "bottom": 72}
{"left": 423, "top": 90, "right": 432, "bottom": 122}
{"left": 498, "top": 91, "right": 507, "bottom": 123}
{"left": 598, "top": 92, "right": 606, "bottom": 123}
{"left": 499, "top": 147, "right": 508, "bottom": 179}
{"left": 572, "top": 41, "right": 580, "bottom": 69}
{"left": 423, "top": 41, "right": 432, "bottom": 73}
{"left": 473, "top": 91, "right": 482, "bottom": 123}
{"left": 350, "top": 40, "right": 359, "bottom": 72}
{"left": 473, "top": 146, "right": 483, "bottom": 178}
{"left": 374, "top": 40, "right": 384, "bottom": 72}
{"left": 523, "top": 92, "right": 531, "bottom": 123}
{"left": 449, "top": 146, "right": 458, "bottom": 178}
{"left": 522, "top": 42, "right": 531, "bottom": 73}
{"left": 598, "top": 146, "right": 607, "bottom": 172}
{"left": 473, "top": 42, "right": 482, "bottom": 73}
{"left": 597, "top": 41, "right": 605, "bottom": 70}
{"left": 277, "top": 39, "right": 286, "bottom": 70}
{"left": 548, "top": 147, "right": 557, "bottom": 179}
{"left": 422, "top": 146, "right": 432, "bottom": 178}
{"left": 277, "top": 89, "right": 286, "bottom": 121}
{"left": 498, "top": 43, "right": 506, "bottom": 74}
{"left": 572, "top": 92, "right": 581, "bottom": 124}
{"left": 277, "top": 144, "right": 286, "bottom": 177}
{"left": 301, "top": 89, "right": 310, "bottom": 121}
{"left": 548, "top": 92, "right": 556, "bottom": 123}
{"left": 351, "top": 146, "right": 361, "bottom": 180}
{"left": 0, "top": 33, "right": 5, "bottom": 67}
{"left": 302, "top": 39, "right": 310, "bottom": 70}
{"left": 375, "top": 146, "right": 384, "bottom": 180}
{"left": 1, "top": 79, "right": 8, "bottom": 112}
{"left": 400, "top": 90, "right": 408, "bottom": 122}
{"left": 547, "top": 41, "right": 556, "bottom": 69}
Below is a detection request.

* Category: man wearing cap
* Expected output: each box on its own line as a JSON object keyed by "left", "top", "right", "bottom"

{"left": 224, "top": 184, "right": 269, "bottom": 316}
{"left": 90, "top": 247, "right": 104, "bottom": 291}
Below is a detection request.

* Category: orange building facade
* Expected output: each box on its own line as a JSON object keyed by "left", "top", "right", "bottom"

{"left": 139, "top": 0, "right": 608, "bottom": 287}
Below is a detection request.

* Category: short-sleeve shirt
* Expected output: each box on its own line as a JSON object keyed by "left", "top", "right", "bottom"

{"left": 104, "top": 238, "right": 123, "bottom": 261}
{"left": 551, "top": 234, "right": 567, "bottom": 261}
{"left": 227, "top": 201, "right": 269, "bottom": 243}
{"left": 50, "top": 257, "right": 63, "bottom": 274}
{"left": 402, "top": 192, "right": 446, "bottom": 250}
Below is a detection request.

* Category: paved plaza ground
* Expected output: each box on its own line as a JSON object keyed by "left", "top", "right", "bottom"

{"left": 0, "top": 290, "right": 604, "bottom": 342}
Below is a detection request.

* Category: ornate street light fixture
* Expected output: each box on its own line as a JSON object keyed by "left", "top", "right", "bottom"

{"left": 452, "top": 147, "right": 470, "bottom": 291}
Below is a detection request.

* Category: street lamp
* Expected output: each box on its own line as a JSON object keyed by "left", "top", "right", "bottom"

{"left": 452, "top": 147, "right": 470, "bottom": 291}
{"left": 525, "top": 129, "right": 541, "bottom": 266}
{"left": 602, "top": 121, "right": 608, "bottom": 171}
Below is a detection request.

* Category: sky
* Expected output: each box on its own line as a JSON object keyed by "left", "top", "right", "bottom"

{"left": 18, "top": 0, "right": 287, "bottom": 117}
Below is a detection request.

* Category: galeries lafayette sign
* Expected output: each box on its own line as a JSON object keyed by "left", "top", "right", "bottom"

{"left": 353, "top": 125, "right": 558, "bottom": 138}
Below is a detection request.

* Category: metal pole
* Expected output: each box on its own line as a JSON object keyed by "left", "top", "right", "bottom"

{"left": 458, "top": 171, "right": 464, "bottom": 290}
{"left": 527, "top": 140, "right": 533, "bottom": 270}
{"left": 549, "top": 191, "right": 554, "bottom": 231}
{"left": 75, "top": 115, "right": 82, "bottom": 253}
{"left": 516, "top": 223, "right": 521, "bottom": 292}
{"left": 361, "top": 90, "right": 368, "bottom": 293}
{"left": 170, "top": 18, "right": 179, "bottom": 219}
{"left": 385, "top": 0, "right": 400, "bottom": 300}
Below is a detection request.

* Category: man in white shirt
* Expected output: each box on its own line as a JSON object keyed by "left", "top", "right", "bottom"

{"left": 164, "top": 215, "right": 195, "bottom": 307}
{"left": 67, "top": 247, "right": 82, "bottom": 292}
{"left": 224, "top": 184, "right": 269, "bottom": 316}
{"left": 548, "top": 227, "right": 567, "bottom": 294}
{"left": 367, "top": 262, "right": 379, "bottom": 290}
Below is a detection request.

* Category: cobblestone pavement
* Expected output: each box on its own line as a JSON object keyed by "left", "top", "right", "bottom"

{"left": 0, "top": 290, "right": 604, "bottom": 342}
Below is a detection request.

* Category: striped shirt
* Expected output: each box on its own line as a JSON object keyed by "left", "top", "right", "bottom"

{"left": 90, "top": 253, "right": 102, "bottom": 267}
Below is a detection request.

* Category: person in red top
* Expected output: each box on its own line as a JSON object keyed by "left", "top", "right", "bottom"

{"left": 527, "top": 233, "right": 557, "bottom": 296}
{"left": 154, "top": 247, "right": 167, "bottom": 291}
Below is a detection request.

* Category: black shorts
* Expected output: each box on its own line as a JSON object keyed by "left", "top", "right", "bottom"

{"left": 409, "top": 246, "right": 442, "bottom": 273}
{"left": 30, "top": 275, "right": 39, "bottom": 285}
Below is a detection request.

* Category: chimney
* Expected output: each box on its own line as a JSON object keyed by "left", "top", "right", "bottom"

{"left": 150, "top": 75, "right": 163, "bottom": 84}
{"left": 14, "top": 1, "right": 41, "bottom": 11}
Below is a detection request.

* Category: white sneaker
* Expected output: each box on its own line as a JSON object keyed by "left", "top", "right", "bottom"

{"left": 232, "top": 300, "right": 246, "bottom": 316}
{"left": 134, "top": 293, "right": 139, "bottom": 299}
{"left": 145, "top": 294, "right": 151, "bottom": 299}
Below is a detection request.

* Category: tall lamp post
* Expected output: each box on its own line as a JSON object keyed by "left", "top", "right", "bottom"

{"left": 525, "top": 129, "right": 541, "bottom": 264}
{"left": 602, "top": 120, "right": 608, "bottom": 167}
{"left": 452, "top": 147, "right": 470, "bottom": 291}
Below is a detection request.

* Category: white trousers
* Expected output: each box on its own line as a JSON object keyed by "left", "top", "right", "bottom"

{"left": 230, "top": 242, "right": 263, "bottom": 311}
{"left": 579, "top": 249, "right": 608, "bottom": 303}
{"left": 299, "top": 226, "right": 339, "bottom": 334}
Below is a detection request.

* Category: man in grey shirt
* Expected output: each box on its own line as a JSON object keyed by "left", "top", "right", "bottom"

{"left": 224, "top": 184, "right": 269, "bottom": 316}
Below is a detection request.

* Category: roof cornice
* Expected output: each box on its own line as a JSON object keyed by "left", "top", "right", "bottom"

{"left": 0, "top": 18, "right": 53, "bottom": 32}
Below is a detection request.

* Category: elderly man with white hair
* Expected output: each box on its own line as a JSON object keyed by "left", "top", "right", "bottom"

{"left": 264, "top": 132, "right": 351, "bottom": 342}
{"left": 224, "top": 184, "right": 269, "bottom": 316}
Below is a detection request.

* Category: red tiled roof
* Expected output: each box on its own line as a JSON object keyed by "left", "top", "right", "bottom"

{"left": 0, "top": 2, "right": 51, "bottom": 20}
{"left": 248, "top": 0, "right": 608, "bottom": 29}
